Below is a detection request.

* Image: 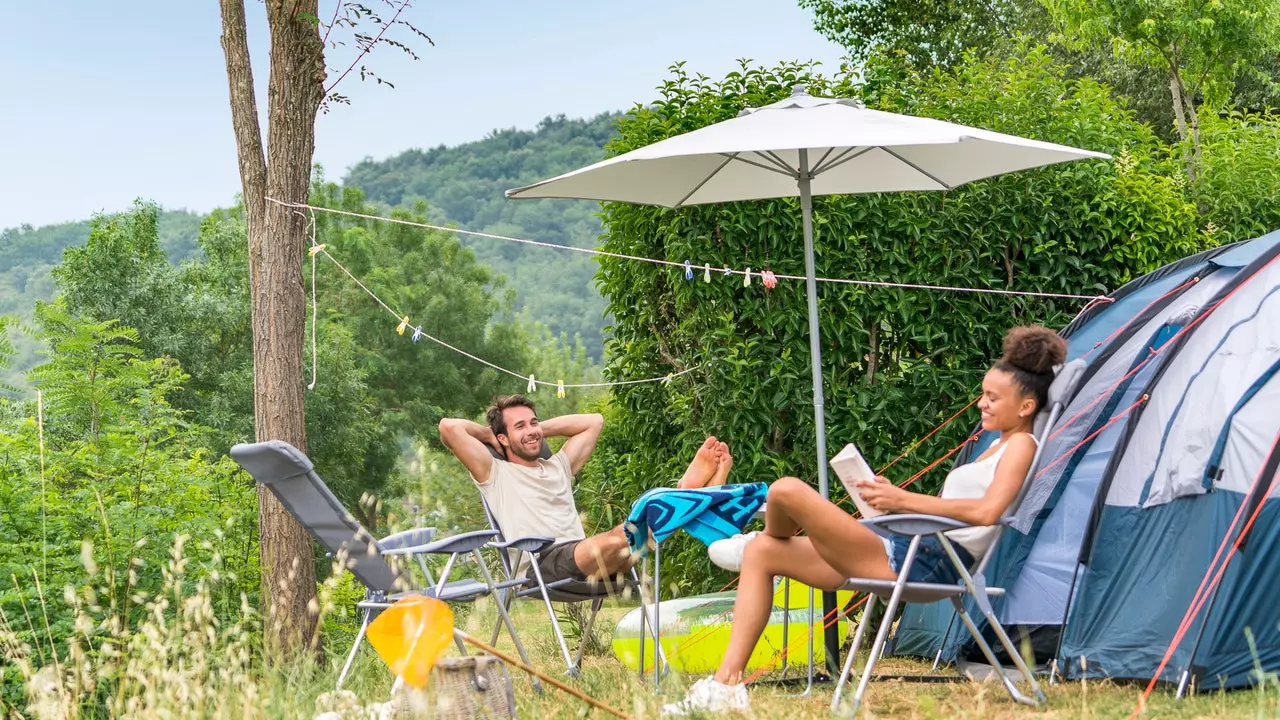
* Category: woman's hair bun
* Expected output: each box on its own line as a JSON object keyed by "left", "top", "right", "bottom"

{"left": 1002, "top": 325, "right": 1067, "bottom": 375}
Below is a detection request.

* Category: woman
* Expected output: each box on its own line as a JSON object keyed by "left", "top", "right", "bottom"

{"left": 662, "top": 326, "right": 1067, "bottom": 716}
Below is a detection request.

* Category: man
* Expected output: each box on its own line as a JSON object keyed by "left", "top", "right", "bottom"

{"left": 438, "top": 394, "right": 731, "bottom": 586}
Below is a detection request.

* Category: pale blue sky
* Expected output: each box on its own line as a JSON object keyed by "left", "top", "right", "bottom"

{"left": 0, "top": 1, "right": 845, "bottom": 229}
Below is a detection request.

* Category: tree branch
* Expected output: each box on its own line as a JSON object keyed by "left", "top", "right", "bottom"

{"left": 323, "top": 0, "right": 411, "bottom": 95}
{"left": 218, "top": 0, "right": 268, "bottom": 230}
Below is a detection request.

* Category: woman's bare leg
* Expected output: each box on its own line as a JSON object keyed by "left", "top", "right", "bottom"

{"left": 713, "top": 477, "right": 895, "bottom": 685}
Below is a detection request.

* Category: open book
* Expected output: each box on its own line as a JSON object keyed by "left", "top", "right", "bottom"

{"left": 830, "top": 443, "right": 885, "bottom": 518}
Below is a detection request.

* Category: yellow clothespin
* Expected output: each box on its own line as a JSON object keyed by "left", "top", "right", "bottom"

{"left": 703, "top": 263, "right": 711, "bottom": 283}
{"left": 743, "top": 268, "right": 752, "bottom": 287}
{"left": 556, "top": 379, "right": 566, "bottom": 398}
{"left": 527, "top": 374, "right": 536, "bottom": 393}
{"left": 308, "top": 244, "right": 327, "bottom": 257}
{"left": 663, "top": 373, "right": 674, "bottom": 385}
{"left": 396, "top": 316, "right": 409, "bottom": 335}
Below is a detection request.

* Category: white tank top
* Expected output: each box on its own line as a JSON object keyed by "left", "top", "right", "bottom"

{"left": 940, "top": 435, "right": 1037, "bottom": 559}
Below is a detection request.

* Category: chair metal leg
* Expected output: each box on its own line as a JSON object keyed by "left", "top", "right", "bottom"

{"left": 528, "top": 555, "right": 577, "bottom": 675}
{"left": 849, "top": 537, "right": 922, "bottom": 715}
{"left": 830, "top": 594, "right": 877, "bottom": 714}
{"left": 471, "top": 550, "right": 542, "bottom": 693}
{"left": 938, "top": 537, "right": 1045, "bottom": 706}
{"left": 573, "top": 597, "right": 604, "bottom": 672}
{"left": 780, "top": 577, "right": 791, "bottom": 678}
{"left": 789, "top": 584, "right": 817, "bottom": 697}
{"left": 337, "top": 609, "right": 372, "bottom": 690}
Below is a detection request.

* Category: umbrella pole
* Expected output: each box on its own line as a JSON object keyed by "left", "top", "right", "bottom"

{"left": 797, "top": 149, "right": 842, "bottom": 679}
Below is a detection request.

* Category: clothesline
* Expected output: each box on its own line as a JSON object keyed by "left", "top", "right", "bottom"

{"left": 266, "top": 197, "right": 1112, "bottom": 303}
{"left": 294, "top": 206, "right": 698, "bottom": 393}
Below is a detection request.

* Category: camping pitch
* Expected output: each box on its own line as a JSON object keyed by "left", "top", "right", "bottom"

{"left": 890, "top": 228, "right": 1280, "bottom": 693}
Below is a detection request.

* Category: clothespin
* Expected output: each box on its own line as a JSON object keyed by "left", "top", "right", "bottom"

{"left": 723, "top": 266, "right": 733, "bottom": 276}
{"left": 556, "top": 379, "right": 566, "bottom": 398}
{"left": 703, "top": 263, "right": 711, "bottom": 283}
{"left": 684, "top": 260, "right": 693, "bottom": 281}
{"left": 527, "top": 374, "right": 536, "bottom": 393}
{"left": 397, "top": 316, "right": 409, "bottom": 336}
{"left": 743, "top": 268, "right": 752, "bottom": 287}
{"left": 762, "top": 270, "right": 778, "bottom": 289}
{"left": 663, "top": 373, "right": 674, "bottom": 385}
{"left": 411, "top": 326, "right": 423, "bottom": 343}
{"left": 308, "top": 243, "right": 327, "bottom": 256}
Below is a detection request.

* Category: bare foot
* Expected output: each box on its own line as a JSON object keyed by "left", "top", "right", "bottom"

{"left": 677, "top": 436, "right": 719, "bottom": 489}
{"left": 708, "top": 442, "right": 733, "bottom": 486}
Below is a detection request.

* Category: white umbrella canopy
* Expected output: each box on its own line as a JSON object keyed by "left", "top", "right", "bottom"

{"left": 507, "top": 88, "right": 1111, "bottom": 206}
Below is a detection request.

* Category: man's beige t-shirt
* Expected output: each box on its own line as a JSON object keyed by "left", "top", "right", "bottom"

{"left": 474, "top": 451, "right": 587, "bottom": 575}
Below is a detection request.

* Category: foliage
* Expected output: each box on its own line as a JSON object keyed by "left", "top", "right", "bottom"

{"left": 1191, "top": 108, "right": 1280, "bottom": 240}
{"left": 799, "top": 0, "right": 1050, "bottom": 70}
{"left": 588, "top": 50, "right": 1218, "bottom": 594}
{"left": 344, "top": 113, "right": 621, "bottom": 355}
{"left": 1041, "top": 0, "right": 1280, "bottom": 180}
{"left": 0, "top": 306, "right": 257, "bottom": 708}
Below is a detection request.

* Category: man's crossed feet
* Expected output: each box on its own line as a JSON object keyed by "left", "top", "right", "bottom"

{"left": 677, "top": 437, "right": 734, "bottom": 489}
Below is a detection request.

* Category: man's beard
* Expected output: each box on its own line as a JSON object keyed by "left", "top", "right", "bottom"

{"left": 506, "top": 438, "right": 542, "bottom": 462}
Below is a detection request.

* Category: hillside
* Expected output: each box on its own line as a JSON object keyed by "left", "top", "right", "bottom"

{"left": 0, "top": 210, "right": 203, "bottom": 392}
{"left": 0, "top": 112, "right": 621, "bottom": 392}
{"left": 344, "top": 112, "right": 620, "bottom": 354}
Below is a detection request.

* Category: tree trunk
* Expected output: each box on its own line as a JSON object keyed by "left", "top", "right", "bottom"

{"left": 219, "top": 0, "right": 326, "bottom": 656}
{"left": 1168, "top": 65, "right": 1198, "bottom": 185}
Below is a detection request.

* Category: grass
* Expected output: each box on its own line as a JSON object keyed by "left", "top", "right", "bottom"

{"left": 5, "top": 544, "right": 1280, "bottom": 719}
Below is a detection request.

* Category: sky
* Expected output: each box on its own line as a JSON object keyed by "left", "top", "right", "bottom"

{"left": 0, "top": 1, "right": 846, "bottom": 230}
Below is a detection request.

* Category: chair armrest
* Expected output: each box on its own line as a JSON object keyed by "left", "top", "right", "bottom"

{"left": 860, "top": 513, "right": 975, "bottom": 538}
{"left": 381, "top": 529, "right": 499, "bottom": 556}
{"left": 489, "top": 535, "right": 557, "bottom": 554}
{"left": 377, "top": 527, "right": 436, "bottom": 551}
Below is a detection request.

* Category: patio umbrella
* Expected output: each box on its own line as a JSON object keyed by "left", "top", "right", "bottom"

{"left": 506, "top": 86, "right": 1110, "bottom": 674}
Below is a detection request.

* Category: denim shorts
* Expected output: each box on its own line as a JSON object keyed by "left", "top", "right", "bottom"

{"left": 881, "top": 535, "right": 974, "bottom": 584}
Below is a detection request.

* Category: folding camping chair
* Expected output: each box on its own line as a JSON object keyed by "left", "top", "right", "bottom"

{"left": 478, "top": 443, "right": 665, "bottom": 678}
{"left": 230, "top": 440, "right": 538, "bottom": 690}
{"left": 830, "top": 359, "right": 1086, "bottom": 714}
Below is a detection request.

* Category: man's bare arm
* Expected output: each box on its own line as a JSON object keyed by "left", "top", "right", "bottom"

{"left": 437, "top": 418, "right": 498, "bottom": 482}
{"left": 540, "top": 413, "right": 604, "bottom": 475}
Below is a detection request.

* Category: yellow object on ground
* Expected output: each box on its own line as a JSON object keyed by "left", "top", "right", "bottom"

{"left": 366, "top": 595, "right": 455, "bottom": 688}
{"left": 611, "top": 582, "right": 856, "bottom": 674}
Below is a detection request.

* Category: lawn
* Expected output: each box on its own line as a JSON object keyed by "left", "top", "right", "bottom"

{"left": 327, "top": 601, "right": 1280, "bottom": 720}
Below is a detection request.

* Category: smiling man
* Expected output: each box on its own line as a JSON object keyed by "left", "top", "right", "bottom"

{"left": 438, "top": 394, "right": 730, "bottom": 587}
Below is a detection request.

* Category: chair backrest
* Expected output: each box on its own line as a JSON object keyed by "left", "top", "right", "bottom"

{"left": 230, "top": 440, "right": 405, "bottom": 594}
{"left": 975, "top": 358, "right": 1088, "bottom": 573}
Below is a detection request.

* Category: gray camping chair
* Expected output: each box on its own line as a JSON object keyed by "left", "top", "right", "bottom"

{"left": 830, "top": 359, "right": 1086, "bottom": 714}
{"left": 478, "top": 442, "right": 666, "bottom": 678}
{"left": 229, "top": 440, "right": 536, "bottom": 691}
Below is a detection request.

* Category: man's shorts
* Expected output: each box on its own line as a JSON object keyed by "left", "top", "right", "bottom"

{"left": 536, "top": 540, "right": 588, "bottom": 583}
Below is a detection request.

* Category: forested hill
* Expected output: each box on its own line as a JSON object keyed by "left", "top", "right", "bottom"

{"left": 344, "top": 112, "right": 620, "bottom": 354}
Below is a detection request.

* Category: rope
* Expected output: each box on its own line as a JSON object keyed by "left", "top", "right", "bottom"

{"left": 457, "top": 632, "right": 632, "bottom": 720}
{"left": 265, "top": 198, "right": 1110, "bottom": 303}
{"left": 305, "top": 208, "right": 319, "bottom": 390}
{"left": 302, "top": 230, "right": 699, "bottom": 391}
{"left": 1079, "top": 277, "right": 1199, "bottom": 361}
{"left": 1130, "top": 428, "right": 1280, "bottom": 718}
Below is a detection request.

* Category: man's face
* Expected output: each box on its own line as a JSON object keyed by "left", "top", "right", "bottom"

{"left": 500, "top": 406, "right": 543, "bottom": 461}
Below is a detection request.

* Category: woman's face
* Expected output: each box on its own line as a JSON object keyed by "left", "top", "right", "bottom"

{"left": 978, "top": 368, "right": 1036, "bottom": 433}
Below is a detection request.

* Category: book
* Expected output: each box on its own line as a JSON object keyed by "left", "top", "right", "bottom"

{"left": 830, "top": 443, "right": 885, "bottom": 518}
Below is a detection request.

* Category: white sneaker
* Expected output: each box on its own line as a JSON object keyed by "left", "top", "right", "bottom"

{"left": 661, "top": 677, "right": 750, "bottom": 716}
{"left": 707, "top": 532, "right": 760, "bottom": 572}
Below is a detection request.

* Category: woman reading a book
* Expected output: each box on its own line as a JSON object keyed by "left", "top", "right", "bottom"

{"left": 662, "top": 325, "right": 1067, "bottom": 716}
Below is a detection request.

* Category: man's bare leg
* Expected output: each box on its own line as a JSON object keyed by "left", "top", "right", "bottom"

{"left": 707, "top": 441, "right": 733, "bottom": 487}
{"left": 677, "top": 436, "right": 720, "bottom": 489}
{"left": 572, "top": 526, "right": 636, "bottom": 581}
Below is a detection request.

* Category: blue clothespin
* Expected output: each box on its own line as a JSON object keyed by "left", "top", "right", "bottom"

{"left": 411, "top": 326, "right": 423, "bottom": 343}
{"left": 684, "top": 260, "right": 693, "bottom": 281}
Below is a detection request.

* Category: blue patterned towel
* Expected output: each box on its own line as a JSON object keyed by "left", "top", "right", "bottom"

{"left": 625, "top": 483, "right": 768, "bottom": 555}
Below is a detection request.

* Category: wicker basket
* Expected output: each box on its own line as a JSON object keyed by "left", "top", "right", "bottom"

{"left": 427, "top": 655, "right": 516, "bottom": 719}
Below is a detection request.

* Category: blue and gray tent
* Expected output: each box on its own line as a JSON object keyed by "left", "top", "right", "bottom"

{"left": 889, "top": 228, "right": 1280, "bottom": 691}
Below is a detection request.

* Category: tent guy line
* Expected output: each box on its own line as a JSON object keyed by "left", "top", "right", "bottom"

{"left": 265, "top": 197, "right": 1111, "bottom": 303}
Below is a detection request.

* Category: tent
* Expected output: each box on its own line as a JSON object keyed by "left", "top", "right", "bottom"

{"left": 889, "top": 227, "right": 1280, "bottom": 691}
